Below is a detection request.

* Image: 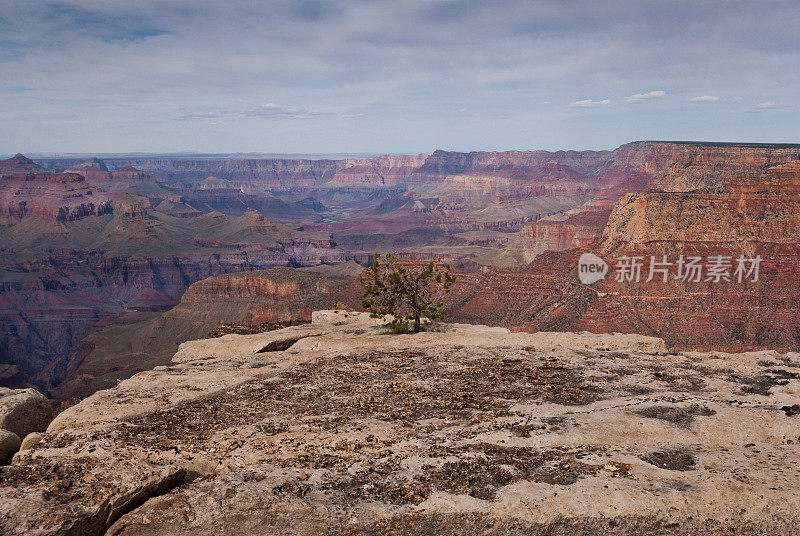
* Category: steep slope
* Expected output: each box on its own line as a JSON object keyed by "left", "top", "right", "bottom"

{"left": 510, "top": 209, "right": 612, "bottom": 262}
{"left": 45, "top": 264, "right": 362, "bottom": 401}
{"left": 451, "top": 161, "right": 800, "bottom": 350}
{"left": 0, "top": 154, "right": 42, "bottom": 173}
{"left": 570, "top": 161, "right": 800, "bottom": 350}
{"left": 0, "top": 170, "right": 114, "bottom": 221}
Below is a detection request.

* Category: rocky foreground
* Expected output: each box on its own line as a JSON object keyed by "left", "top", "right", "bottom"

{"left": 2, "top": 311, "right": 800, "bottom": 535}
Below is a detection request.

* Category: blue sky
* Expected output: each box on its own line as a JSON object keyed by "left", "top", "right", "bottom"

{"left": 1, "top": 0, "right": 799, "bottom": 154}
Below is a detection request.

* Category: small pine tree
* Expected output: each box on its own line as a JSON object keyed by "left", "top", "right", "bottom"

{"left": 359, "top": 254, "right": 456, "bottom": 333}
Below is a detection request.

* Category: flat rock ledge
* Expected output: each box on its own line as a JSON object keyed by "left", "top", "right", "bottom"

{"left": 1, "top": 311, "right": 799, "bottom": 535}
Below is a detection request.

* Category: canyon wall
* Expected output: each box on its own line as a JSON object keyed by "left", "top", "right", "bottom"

{"left": 138, "top": 159, "right": 800, "bottom": 354}
{"left": 451, "top": 161, "right": 800, "bottom": 350}
{"left": 0, "top": 170, "right": 114, "bottom": 221}
{"left": 0, "top": 156, "right": 347, "bottom": 391}
{"left": 45, "top": 265, "right": 360, "bottom": 402}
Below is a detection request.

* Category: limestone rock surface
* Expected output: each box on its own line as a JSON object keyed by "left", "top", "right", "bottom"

{"left": 0, "top": 387, "right": 52, "bottom": 438}
{"left": 0, "top": 430, "right": 20, "bottom": 465}
{"left": 1, "top": 311, "right": 799, "bottom": 535}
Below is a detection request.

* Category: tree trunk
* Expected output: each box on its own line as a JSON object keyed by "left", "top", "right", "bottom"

{"left": 413, "top": 312, "right": 421, "bottom": 333}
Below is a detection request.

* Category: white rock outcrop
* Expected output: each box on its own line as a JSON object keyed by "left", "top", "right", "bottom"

{"left": 0, "top": 387, "right": 51, "bottom": 439}
{"left": 2, "top": 312, "right": 799, "bottom": 536}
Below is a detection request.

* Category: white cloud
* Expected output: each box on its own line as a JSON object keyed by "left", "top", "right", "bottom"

{"left": 175, "top": 111, "right": 225, "bottom": 121}
{"left": 177, "top": 103, "right": 319, "bottom": 121}
{"left": 3, "top": 0, "right": 800, "bottom": 152}
{"left": 741, "top": 101, "right": 793, "bottom": 113}
{"left": 568, "top": 98, "right": 611, "bottom": 108}
{"left": 625, "top": 90, "right": 666, "bottom": 103}
{"left": 243, "top": 103, "right": 318, "bottom": 119}
{"left": 689, "top": 95, "right": 719, "bottom": 102}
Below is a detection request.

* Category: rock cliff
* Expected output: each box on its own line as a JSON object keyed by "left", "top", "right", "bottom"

{"left": 512, "top": 209, "right": 612, "bottom": 262}
{"left": 45, "top": 265, "right": 362, "bottom": 402}
{"left": 611, "top": 141, "right": 800, "bottom": 191}
{"left": 566, "top": 161, "right": 800, "bottom": 350}
{"left": 456, "top": 161, "right": 800, "bottom": 350}
{"left": 0, "top": 169, "right": 114, "bottom": 221}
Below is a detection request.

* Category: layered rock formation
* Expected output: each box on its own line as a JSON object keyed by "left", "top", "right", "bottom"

{"left": 0, "top": 225, "right": 346, "bottom": 392}
{"left": 34, "top": 142, "right": 800, "bottom": 262}
{"left": 0, "top": 154, "right": 42, "bottom": 173}
{"left": 512, "top": 209, "right": 612, "bottom": 262}
{"left": 36, "top": 142, "right": 800, "bottom": 206}
{"left": 448, "top": 161, "right": 800, "bottom": 351}
{"left": 569, "top": 161, "right": 800, "bottom": 350}
{"left": 45, "top": 264, "right": 362, "bottom": 402}
{"left": 0, "top": 155, "right": 347, "bottom": 392}
{"left": 69, "top": 158, "right": 112, "bottom": 184}
{"left": 611, "top": 141, "right": 800, "bottom": 191}
{"left": 600, "top": 162, "right": 800, "bottom": 246}
{"left": 2, "top": 312, "right": 799, "bottom": 535}
{"left": 0, "top": 157, "right": 114, "bottom": 221}
{"left": 6, "top": 140, "right": 800, "bottom": 403}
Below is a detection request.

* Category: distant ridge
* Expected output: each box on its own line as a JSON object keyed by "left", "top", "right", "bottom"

{"left": 3, "top": 152, "right": 383, "bottom": 161}
{"left": 640, "top": 140, "right": 800, "bottom": 148}
{"left": 0, "top": 153, "right": 43, "bottom": 172}
{"left": 7, "top": 141, "right": 800, "bottom": 162}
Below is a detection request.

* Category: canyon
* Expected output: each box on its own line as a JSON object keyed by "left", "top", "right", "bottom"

{"left": 0, "top": 157, "right": 346, "bottom": 393}
{"left": 3, "top": 141, "right": 800, "bottom": 403}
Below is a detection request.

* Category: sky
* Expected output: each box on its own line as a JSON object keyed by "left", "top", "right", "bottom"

{"left": 1, "top": 0, "right": 799, "bottom": 154}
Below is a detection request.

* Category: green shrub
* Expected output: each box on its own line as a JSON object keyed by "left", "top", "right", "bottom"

{"left": 359, "top": 254, "right": 455, "bottom": 333}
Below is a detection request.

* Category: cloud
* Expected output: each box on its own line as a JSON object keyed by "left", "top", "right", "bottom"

{"left": 568, "top": 99, "right": 611, "bottom": 108}
{"left": 2, "top": 1, "right": 799, "bottom": 152}
{"left": 625, "top": 90, "right": 666, "bottom": 103}
{"left": 739, "top": 101, "right": 794, "bottom": 113}
{"left": 689, "top": 95, "right": 719, "bottom": 102}
{"left": 243, "top": 103, "right": 319, "bottom": 119}
{"left": 40, "top": 3, "right": 170, "bottom": 44}
{"left": 177, "top": 104, "right": 319, "bottom": 121}
{"left": 176, "top": 112, "right": 225, "bottom": 121}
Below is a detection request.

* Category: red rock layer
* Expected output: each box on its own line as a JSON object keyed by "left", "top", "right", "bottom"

{"left": 0, "top": 171, "right": 114, "bottom": 220}
{"left": 514, "top": 210, "right": 612, "bottom": 261}
{"left": 455, "top": 162, "right": 800, "bottom": 350}
{"left": 45, "top": 266, "right": 358, "bottom": 401}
